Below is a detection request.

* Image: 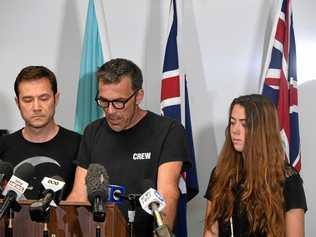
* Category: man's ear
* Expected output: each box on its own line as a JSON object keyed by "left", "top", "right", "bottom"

{"left": 15, "top": 97, "right": 20, "bottom": 109}
{"left": 54, "top": 92, "right": 60, "bottom": 106}
{"left": 135, "top": 89, "right": 144, "bottom": 105}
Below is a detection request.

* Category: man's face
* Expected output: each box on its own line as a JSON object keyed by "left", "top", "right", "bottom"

{"left": 98, "top": 76, "right": 143, "bottom": 132}
{"left": 15, "top": 78, "right": 59, "bottom": 129}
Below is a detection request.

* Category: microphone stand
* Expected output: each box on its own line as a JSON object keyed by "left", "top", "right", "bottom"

{"left": 154, "top": 224, "right": 172, "bottom": 237}
{"left": 4, "top": 201, "right": 21, "bottom": 237}
{"left": 41, "top": 210, "right": 50, "bottom": 237}
{"left": 43, "top": 222, "right": 49, "bottom": 237}
{"left": 127, "top": 194, "right": 138, "bottom": 237}
{"left": 96, "top": 224, "right": 101, "bottom": 237}
{"left": 6, "top": 208, "right": 13, "bottom": 237}
{"left": 151, "top": 203, "right": 172, "bottom": 237}
{"left": 29, "top": 202, "right": 51, "bottom": 237}
{"left": 92, "top": 196, "right": 106, "bottom": 237}
{"left": 114, "top": 193, "right": 139, "bottom": 237}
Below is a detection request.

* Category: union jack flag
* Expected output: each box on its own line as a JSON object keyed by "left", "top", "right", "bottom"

{"left": 161, "top": 0, "right": 199, "bottom": 236}
{"left": 261, "top": 0, "right": 301, "bottom": 171}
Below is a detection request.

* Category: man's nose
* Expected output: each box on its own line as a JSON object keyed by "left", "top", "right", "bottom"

{"left": 32, "top": 99, "right": 41, "bottom": 111}
{"left": 106, "top": 102, "right": 116, "bottom": 114}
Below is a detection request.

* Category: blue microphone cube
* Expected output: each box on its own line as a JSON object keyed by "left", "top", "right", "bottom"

{"left": 107, "top": 184, "right": 126, "bottom": 204}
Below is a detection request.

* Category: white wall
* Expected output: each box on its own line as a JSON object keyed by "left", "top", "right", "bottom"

{"left": 0, "top": 0, "right": 315, "bottom": 236}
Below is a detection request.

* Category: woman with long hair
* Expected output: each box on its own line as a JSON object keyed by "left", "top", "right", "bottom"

{"left": 204, "top": 94, "right": 307, "bottom": 237}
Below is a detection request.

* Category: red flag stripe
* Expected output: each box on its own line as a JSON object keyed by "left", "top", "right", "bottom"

{"left": 289, "top": 89, "right": 298, "bottom": 105}
{"left": 265, "top": 78, "right": 280, "bottom": 86}
{"left": 161, "top": 76, "right": 180, "bottom": 101}
{"left": 275, "top": 19, "right": 285, "bottom": 43}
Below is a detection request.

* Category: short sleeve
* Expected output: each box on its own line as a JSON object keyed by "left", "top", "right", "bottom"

{"left": 73, "top": 123, "right": 95, "bottom": 169}
{"left": 159, "top": 121, "right": 191, "bottom": 171}
{"left": 204, "top": 167, "right": 216, "bottom": 200}
{"left": 0, "top": 136, "right": 6, "bottom": 158}
{"left": 284, "top": 170, "right": 307, "bottom": 212}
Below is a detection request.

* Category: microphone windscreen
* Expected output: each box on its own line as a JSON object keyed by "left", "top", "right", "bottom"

{"left": 86, "top": 163, "right": 109, "bottom": 203}
{"left": 0, "top": 161, "right": 13, "bottom": 179}
{"left": 14, "top": 162, "right": 35, "bottom": 182}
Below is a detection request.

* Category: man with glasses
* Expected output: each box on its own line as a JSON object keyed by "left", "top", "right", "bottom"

{"left": 67, "top": 58, "right": 190, "bottom": 236}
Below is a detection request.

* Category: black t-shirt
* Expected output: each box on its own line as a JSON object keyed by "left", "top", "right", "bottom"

{"left": 204, "top": 165, "right": 307, "bottom": 237}
{"left": 75, "top": 111, "right": 191, "bottom": 237}
{"left": 0, "top": 126, "right": 81, "bottom": 199}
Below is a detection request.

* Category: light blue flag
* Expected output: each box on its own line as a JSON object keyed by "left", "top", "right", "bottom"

{"left": 74, "top": 0, "right": 104, "bottom": 134}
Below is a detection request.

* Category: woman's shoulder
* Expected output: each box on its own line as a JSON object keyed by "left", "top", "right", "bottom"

{"left": 283, "top": 163, "right": 307, "bottom": 212}
{"left": 284, "top": 163, "right": 301, "bottom": 180}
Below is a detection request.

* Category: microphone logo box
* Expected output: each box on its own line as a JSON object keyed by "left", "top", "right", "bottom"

{"left": 139, "top": 188, "right": 166, "bottom": 215}
{"left": 108, "top": 184, "right": 125, "bottom": 204}
{"left": 41, "top": 177, "right": 65, "bottom": 192}
{"left": 2, "top": 175, "right": 29, "bottom": 200}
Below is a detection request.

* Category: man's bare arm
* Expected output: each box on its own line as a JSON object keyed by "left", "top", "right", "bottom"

{"left": 157, "top": 161, "right": 182, "bottom": 231}
{"left": 66, "top": 166, "right": 88, "bottom": 202}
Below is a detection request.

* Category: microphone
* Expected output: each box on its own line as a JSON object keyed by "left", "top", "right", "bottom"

{"left": 108, "top": 184, "right": 142, "bottom": 225}
{"left": 0, "top": 163, "right": 34, "bottom": 219}
{"left": 139, "top": 179, "right": 171, "bottom": 237}
{"left": 139, "top": 180, "right": 166, "bottom": 219}
{"left": 108, "top": 184, "right": 142, "bottom": 204}
{"left": 29, "top": 176, "right": 65, "bottom": 222}
{"left": 0, "top": 161, "right": 13, "bottom": 194}
{"left": 108, "top": 184, "right": 126, "bottom": 204}
{"left": 86, "top": 163, "right": 109, "bottom": 222}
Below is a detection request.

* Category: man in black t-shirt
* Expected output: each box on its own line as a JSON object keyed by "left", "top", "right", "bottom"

{"left": 0, "top": 66, "right": 81, "bottom": 199}
{"left": 67, "top": 58, "right": 190, "bottom": 236}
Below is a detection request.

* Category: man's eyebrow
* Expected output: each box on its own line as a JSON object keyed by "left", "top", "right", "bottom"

{"left": 98, "top": 95, "right": 126, "bottom": 101}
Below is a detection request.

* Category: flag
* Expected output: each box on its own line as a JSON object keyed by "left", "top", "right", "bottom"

{"left": 160, "top": 0, "right": 199, "bottom": 236}
{"left": 260, "top": 0, "right": 301, "bottom": 171}
{"left": 184, "top": 76, "right": 199, "bottom": 202}
{"left": 74, "top": 0, "right": 110, "bottom": 133}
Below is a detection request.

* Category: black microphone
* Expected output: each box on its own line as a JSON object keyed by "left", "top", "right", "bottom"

{"left": 0, "top": 162, "right": 35, "bottom": 219}
{"left": 29, "top": 176, "right": 65, "bottom": 222}
{"left": 108, "top": 184, "right": 141, "bottom": 206}
{"left": 139, "top": 179, "right": 171, "bottom": 237}
{"left": 86, "top": 163, "right": 109, "bottom": 222}
{"left": 0, "top": 161, "right": 13, "bottom": 194}
{"left": 108, "top": 184, "right": 142, "bottom": 226}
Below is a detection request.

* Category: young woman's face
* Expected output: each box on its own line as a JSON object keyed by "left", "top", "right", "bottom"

{"left": 230, "top": 104, "right": 246, "bottom": 152}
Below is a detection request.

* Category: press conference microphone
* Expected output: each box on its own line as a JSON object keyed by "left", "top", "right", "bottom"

{"left": 0, "top": 161, "right": 13, "bottom": 194}
{"left": 108, "top": 184, "right": 141, "bottom": 205}
{"left": 139, "top": 180, "right": 166, "bottom": 224}
{"left": 108, "top": 184, "right": 126, "bottom": 203}
{"left": 0, "top": 162, "right": 34, "bottom": 219}
{"left": 86, "top": 163, "right": 109, "bottom": 222}
{"left": 29, "top": 176, "right": 65, "bottom": 222}
{"left": 108, "top": 184, "right": 142, "bottom": 228}
{"left": 139, "top": 179, "right": 171, "bottom": 237}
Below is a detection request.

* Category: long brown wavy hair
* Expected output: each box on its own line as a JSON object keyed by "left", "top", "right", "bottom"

{"left": 206, "top": 94, "right": 286, "bottom": 236}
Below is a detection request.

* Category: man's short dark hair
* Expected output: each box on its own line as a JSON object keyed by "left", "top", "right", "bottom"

{"left": 14, "top": 66, "right": 57, "bottom": 97}
{"left": 96, "top": 58, "right": 143, "bottom": 90}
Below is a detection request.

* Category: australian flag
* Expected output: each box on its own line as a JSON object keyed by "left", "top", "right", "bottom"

{"left": 261, "top": 0, "right": 301, "bottom": 171}
{"left": 160, "top": 0, "right": 199, "bottom": 236}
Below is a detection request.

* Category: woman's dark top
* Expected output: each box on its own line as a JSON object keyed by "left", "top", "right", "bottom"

{"left": 204, "top": 165, "right": 307, "bottom": 237}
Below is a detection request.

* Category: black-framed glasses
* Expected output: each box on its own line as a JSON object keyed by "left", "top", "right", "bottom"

{"left": 95, "top": 90, "right": 139, "bottom": 110}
